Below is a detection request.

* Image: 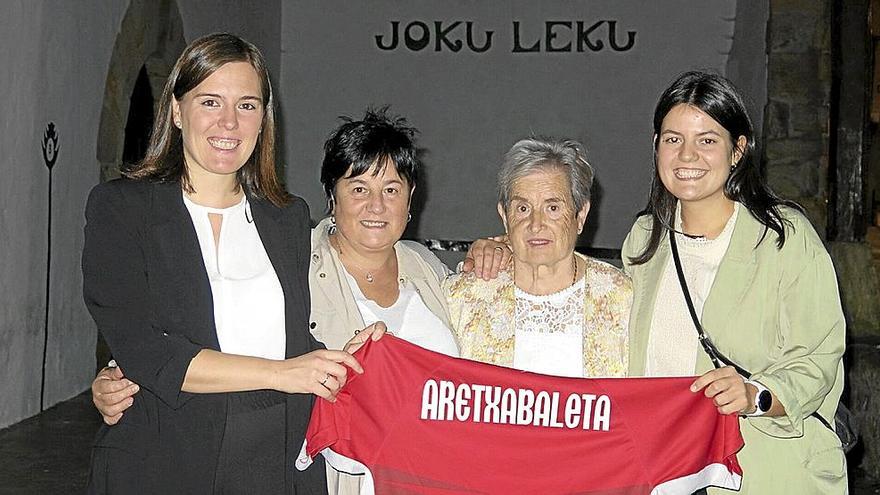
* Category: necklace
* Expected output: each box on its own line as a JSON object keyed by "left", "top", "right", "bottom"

{"left": 331, "top": 235, "right": 380, "bottom": 283}
{"left": 571, "top": 255, "right": 579, "bottom": 287}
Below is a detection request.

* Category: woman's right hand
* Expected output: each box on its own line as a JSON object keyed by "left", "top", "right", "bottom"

{"left": 270, "top": 349, "right": 364, "bottom": 402}
{"left": 461, "top": 235, "right": 512, "bottom": 280}
{"left": 92, "top": 366, "right": 139, "bottom": 425}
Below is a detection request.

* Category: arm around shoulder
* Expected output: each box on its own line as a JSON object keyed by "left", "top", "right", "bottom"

{"left": 620, "top": 215, "right": 653, "bottom": 275}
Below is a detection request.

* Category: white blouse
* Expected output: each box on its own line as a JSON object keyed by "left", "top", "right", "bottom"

{"left": 342, "top": 269, "right": 459, "bottom": 358}
{"left": 183, "top": 194, "right": 286, "bottom": 360}
{"left": 645, "top": 202, "right": 739, "bottom": 376}
{"left": 513, "top": 276, "right": 586, "bottom": 378}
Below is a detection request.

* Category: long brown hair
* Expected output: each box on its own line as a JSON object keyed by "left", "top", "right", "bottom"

{"left": 630, "top": 71, "right": 800, "bottom": 265}
{"left": 124, "top": 32, "right": 290, "bottom": 206}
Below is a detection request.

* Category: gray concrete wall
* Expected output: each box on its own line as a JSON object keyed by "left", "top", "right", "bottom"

{"left": 0, "top": 0, "right": 767, "bottom": 429}
{"left": 177, "top": 0, "right": 282, "bottom": 75}
{"left": 278, "top": 1, "right": 766, "bottom": 249}
{"left": 0, "top": 0, "right": 128, "bottom": 429}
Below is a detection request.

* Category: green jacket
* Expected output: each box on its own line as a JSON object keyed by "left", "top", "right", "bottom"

{"left": 622, "top": 206, "right": 847, "bottom": 494}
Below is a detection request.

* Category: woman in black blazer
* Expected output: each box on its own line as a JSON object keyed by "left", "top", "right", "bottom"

{"left": 82, "top": 33, "right": 380, "bottom": 494}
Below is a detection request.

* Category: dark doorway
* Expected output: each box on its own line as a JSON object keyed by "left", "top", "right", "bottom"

{"left": 121, "top": 65, "right": 155, "bottom": 169}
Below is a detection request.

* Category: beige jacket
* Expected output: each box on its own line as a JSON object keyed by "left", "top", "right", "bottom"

{"left": 622, "top": 207, "right": 847, "bottom": 494}
{"left": 443, "top": 253, "right": 631, "bottom": 378}
{"left": 308, "top": 217, "right": 452, "bottom": 350}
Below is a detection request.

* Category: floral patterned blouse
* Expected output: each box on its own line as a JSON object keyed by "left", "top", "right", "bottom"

{"left": 443, "top": 253, "right": 632, "bottom": 377}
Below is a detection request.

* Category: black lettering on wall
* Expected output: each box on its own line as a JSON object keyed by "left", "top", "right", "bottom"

{"left": 607, "top": 21, "right": 636, "bottom": 51}
{"left": 405, "top": 21, "right": 430, "bottom": 51}
{"left": 434, "top": 21, "right": 463, "bottom": 52}
{"left": 466, "top": 21, "right": 493, "bottom": 52}
{"left": 376, "top": 21, "right": 400, "bottom": 50}
{"left": 512, "top": 21, "right": 539, "bottom": 53}
{"left": 546, "top": 21, "right": 572, "bottom": 52}
{"left": 376, "top": 19, "right": 636, "bottom": 54}
{"left": 576, "top": 21, "right": 604, "bottom": 52}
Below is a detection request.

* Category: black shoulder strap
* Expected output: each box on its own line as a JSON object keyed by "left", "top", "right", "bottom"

{"left": 669, "top": 231, "right": 834, "bottom": 429}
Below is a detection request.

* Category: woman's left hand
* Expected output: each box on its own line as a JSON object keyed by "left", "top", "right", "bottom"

{"left": 343, "top": 321, "right": 387, "bottom": 355}
{"left": 691, "top": 366, "right": 753, "bottom": 415}
{"left": 461, "top": 235, "right": 512, "bottom": 280}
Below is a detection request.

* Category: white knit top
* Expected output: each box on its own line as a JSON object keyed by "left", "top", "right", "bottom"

{"left": 645, "top": 202, "right": 739, "bottom": 376}
{"left": 342, "top": 268, "right": 459, "bottom": 358}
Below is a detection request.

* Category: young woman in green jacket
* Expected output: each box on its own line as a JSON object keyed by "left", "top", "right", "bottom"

{"left": 622, "top": 71, "right": 846, "bottom": 494}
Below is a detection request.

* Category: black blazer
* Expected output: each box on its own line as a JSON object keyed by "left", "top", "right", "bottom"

{"left": 82, "top": 179, "right": 326, "bottom": 494}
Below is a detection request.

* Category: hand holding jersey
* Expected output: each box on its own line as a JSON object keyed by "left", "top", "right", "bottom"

{"left": 298, "top": 336, "right": 744, "bottom": 495}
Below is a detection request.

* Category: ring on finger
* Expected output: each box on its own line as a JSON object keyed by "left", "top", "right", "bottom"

{"left": 320, "top": 373, "right": 331, "bottom": 388}
{"left": 494, "top": 246, "right": 504, "bottom": 252}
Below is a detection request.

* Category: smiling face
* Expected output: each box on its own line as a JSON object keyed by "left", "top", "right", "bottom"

{"left": 656, "top": 103, "right": 745, "bottom": 210}
{"left": 499, "top": 167, "right": 588, "bottom": 271}
{"left": 171, "top": 61, "right": 264, "bottom": 183}
{"left": 333, "top": 159, "right": 412, "bottom": 255}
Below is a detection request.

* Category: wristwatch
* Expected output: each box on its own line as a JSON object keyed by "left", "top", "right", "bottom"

{"left": 744, "top": 380, "right": 772, "bottom": 416}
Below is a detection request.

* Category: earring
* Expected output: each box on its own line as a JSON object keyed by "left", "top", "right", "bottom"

{"left": 174, "top": 119, "right": 181, "bottom": 128}
{"left": 407, "top": 212, "right": 412, "bottom": 223}
{"left": 328, "top": 215, "right": 337, "bottom": 234}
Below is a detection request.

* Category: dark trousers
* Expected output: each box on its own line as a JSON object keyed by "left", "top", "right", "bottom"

{"left": 214, "top": 391, "right": 287, "bottom": 494}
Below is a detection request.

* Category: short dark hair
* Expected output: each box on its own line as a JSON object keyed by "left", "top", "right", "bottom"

{"left": 631, "top": 70, "right": 801, "bottom": 265}
{"left": 125, "top": 32, "right": 289, "bottom": 207}
{"left": 320, "top": 108, "right": 419, "bottom": 211}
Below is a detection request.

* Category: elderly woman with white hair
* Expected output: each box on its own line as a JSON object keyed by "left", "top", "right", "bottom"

{"left": 444, "top": 137, "right": 631, "bottom": 378}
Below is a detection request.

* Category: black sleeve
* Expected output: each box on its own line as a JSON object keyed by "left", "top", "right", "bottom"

{"left": 290, "top": 197, "right": 326, "bottom": 352}
{"left": 82, "top": 183, "right": 203, "bottom": 409}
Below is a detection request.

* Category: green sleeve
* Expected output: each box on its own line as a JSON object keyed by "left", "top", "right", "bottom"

{"left": 748, "top": 236, "right": 845, "bottom": 437}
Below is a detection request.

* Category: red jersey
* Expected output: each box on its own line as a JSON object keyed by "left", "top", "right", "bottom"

{"left": 298, "top": 336, "right": 743, "bottom": 494}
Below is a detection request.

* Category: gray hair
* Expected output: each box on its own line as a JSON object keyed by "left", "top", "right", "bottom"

{"left": 497, "top": 137, "right": 594, "bottom": 213}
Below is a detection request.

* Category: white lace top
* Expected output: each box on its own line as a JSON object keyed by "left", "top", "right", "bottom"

{"left": 513, "top": 276, "right": 586, "bottom": 377}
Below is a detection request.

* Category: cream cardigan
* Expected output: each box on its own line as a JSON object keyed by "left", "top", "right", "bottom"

{"left": 443, "top": 253, "right": 631, "bottom": 378}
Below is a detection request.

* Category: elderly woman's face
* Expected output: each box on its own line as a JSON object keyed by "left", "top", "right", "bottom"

{"left": 498, "top": 168, "right": 588, "bottom": 270}
{"left": 172, "top": 62, "right": 264, "bottom": 180}
{"left": 333, "top": 161, "right": 412, "bottom": 254}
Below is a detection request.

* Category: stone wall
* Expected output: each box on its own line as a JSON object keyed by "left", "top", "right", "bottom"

{"left": 765, "top": 0, "right": 880, "bottom": 338}
{"left": 763, "top": 0, "right": 832, "bottom": 228}
{"left": 765, "top": 1, "right": 880, "bottom": 479}
{"left": 850, "top": 342, "right": 880, "bottom": 481}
